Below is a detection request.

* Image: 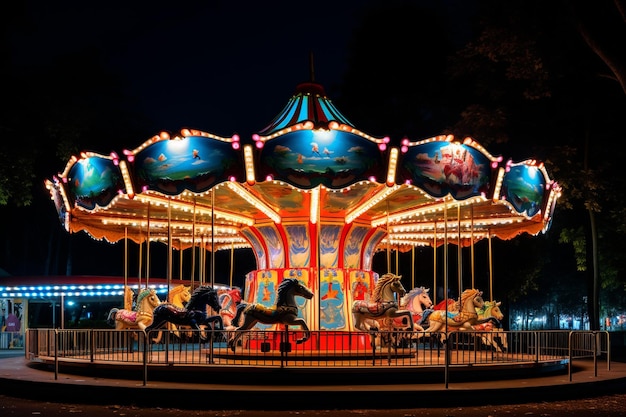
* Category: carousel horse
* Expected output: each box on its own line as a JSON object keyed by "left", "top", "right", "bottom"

{"left": 465, "top": 300, "right": 508, "bottom": 352}
{"left": 219, "top": 287, "right": 247, "bottom": 330}
{"left": 151, "top": 284, "right": 192, "bottom": 343}
{"left": 351, "top": 273, "right": 414, "bottom": 334}
{"left": 106, "top": 288, "right": 162, "bottom": 332}
{"left": 375, "top": 285, "right": 434, "bottom": 335}
{"left": 398, "top": 286, "right": 434, "bottom": 331}
{"left": 228, "top": 278, "right": 314, "bottom": 352}
{"left": 416, "top": 288, "right": 489, "bottom": 345}
{"left": 144, "top": 285, "right": 223, "bottom": 341}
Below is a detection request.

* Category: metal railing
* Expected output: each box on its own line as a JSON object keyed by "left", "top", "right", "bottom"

{"left": 25, "top": 328, "right": 610, "bottom": 385}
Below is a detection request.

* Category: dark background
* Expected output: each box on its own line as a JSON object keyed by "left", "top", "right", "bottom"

{"left": 2, "top": 1, "right": 625, "bottom": 329}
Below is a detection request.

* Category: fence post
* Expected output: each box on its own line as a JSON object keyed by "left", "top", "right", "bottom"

{"left": 593, "top": 331, "right": 598, "bottom": 377}
{"left": 568, "top": 331, "right": 573, "bottom": 381}
{"left": 535, "top": 331, "right": 540, "bottom": 363}
{"left": 143, "top": 332, "right": 148, "bottom": 386}
{"left": 54, "top": 328, "right": 59, "bottom": 381}
{"left": 90, "top": 329, "right": 95, "bottom": 363}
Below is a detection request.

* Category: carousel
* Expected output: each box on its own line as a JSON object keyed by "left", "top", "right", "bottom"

{"left": 44, "top": 74, "right": 560, "bottom": 350}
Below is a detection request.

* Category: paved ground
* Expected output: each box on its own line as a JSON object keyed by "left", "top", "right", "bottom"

{"left": 1, "top": 348, "right": 626, "bottom": 415}
{"left": 2, "top": 393, "right": 626, "bottom": 416}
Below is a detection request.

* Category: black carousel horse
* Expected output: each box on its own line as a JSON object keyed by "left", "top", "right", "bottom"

{"left": 227, "top": 277, "right": 314, "bottom": 352}
{"left": 144, "top": 285, "right": 223, "bottom": 341}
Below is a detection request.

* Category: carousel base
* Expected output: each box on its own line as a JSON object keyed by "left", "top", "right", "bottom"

{"left": 1, "top": 349, "right": 626, "bottom": 410}
{"left": 22, "top": 347, "right": 573, "bottom": 384}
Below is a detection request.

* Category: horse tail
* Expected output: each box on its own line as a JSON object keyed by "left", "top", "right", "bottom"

{"left": 106, "top": 308, "right": 119, "bottom": 327}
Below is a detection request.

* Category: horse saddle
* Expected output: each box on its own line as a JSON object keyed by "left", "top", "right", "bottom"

{"left": 353, "top": 301, "right": 397, "bottom": 316}
{"left": 116, "top": 310, "right": 137, "bottom": 323}
{"left": 252, "top": 304, "right": 297, "bottom": 317}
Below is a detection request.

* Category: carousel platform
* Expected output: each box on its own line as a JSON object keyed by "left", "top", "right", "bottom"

{"left": 1, "top": 349, "right": 626, "bottom": 410}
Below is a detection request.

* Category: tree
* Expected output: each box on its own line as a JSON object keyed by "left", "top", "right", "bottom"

{"left": 339, "top": 0, "right": 626, "bottom": 330}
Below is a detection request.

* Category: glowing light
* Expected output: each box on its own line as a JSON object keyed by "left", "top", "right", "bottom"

{"left": 386, "top": 148, "right": 399, "bottom": 186}
{"left": 310, "top": 186, "right": 320, "bottom": 224}
{"left": 346, "top": 185, "right": 401, "bottom": 224}
{"left": 244, "top": 145, "right": 256, "bottom": 185}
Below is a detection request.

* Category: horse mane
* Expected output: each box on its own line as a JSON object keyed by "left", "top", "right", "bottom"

{"left": 402, "top": 286, "right": 428, "bottom": 304}
{"left": 135, "top": 288, "right": 153, "bottom": 307}
{"left": 168, "top": 285, "right": 189, "bottom": 302}
{"left": 276, "top": 278, "right": 297, "bottom": 305}
{"left": 460, "top": 288, "right": 479, "bottom": 307}
{"left": 477, "top": 300, "right": 500, "bottom": 315}
{"left": 372, "top": 273, "right": 398, "bottom": 302}
{"left": 188, "top": 285, "right": 215, "bottom": 306}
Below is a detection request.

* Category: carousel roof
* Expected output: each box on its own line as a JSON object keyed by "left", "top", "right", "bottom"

{"left": 45, "top": 79, "right": 561, "bottom": 253}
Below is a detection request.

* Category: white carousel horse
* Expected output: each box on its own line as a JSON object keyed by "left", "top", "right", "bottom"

{"left": 352, "top": 273, "right": 414, "bottom": 335}
{"left": 372, "top": 285, "right": 434, "bottom": 332}
{"left": 228, "top": 278, "right": 314, "bottom": 352}
{"left": 106, "top": 288, "right": 162, "bottom": 332}
{"left": 416, "top": 288, "right": 488, "bottom": 345}
{"left": 400, "top": 286, "right": 434, "bottom": 331}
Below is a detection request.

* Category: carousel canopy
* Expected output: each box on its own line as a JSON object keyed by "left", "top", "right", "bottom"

{"left": 45, "top": 80, "right": 561, "bottom": 257}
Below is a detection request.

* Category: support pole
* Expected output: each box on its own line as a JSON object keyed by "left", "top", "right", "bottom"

{"left": 457, "top": 204, "right": 462, "bottom": 293}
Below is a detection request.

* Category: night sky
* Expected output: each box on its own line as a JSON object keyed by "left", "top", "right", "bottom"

{"left": 3, "top": 1, "right": 495, "bottom": 285}
{"left": 9, "top": 1, "right": 374, "bottom": 141}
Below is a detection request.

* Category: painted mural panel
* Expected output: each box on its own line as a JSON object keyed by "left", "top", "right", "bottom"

{"left": 501, "top": 164, "right": 546, "bottom": 216}
{"left": 244, "top": 271, "right": 256, "bottom": 304}
{"left": 284, "top": 224, "right": 311, "bottom": 268}
{"left": 253, "top": 270, "right": 278, "bottom": 330}
{"left": 401, "top": 141, "right": 492, "bottom": 200}
{"left": 258, "top": 130, "right": 384, "bottom": 190}
{"left": 132, "top": 136, "right": 240, "bottom": 195}
{"left": 319, "top": 225, "right": 341, "bottom": 268}
{"left": 67, "top": 156, "right": 124, "bottom": 210}
{"left": 363, "top": 229, "right": 386, "bottom": 271}
{"left": 283, "top": 269, "right": 313, "bottom": 329}
{"left": 241, "top": 229, "right": 267, "bottom": 270}
{"left": 319, "top": 268, "right": 346, "bottom": 330}
{"left": 257, "top": 225, "right": 285, "bottom": 268}
{"left": 343, "top": 226, "right": 369, "bottom": 269}
{"left": 349, "top": 270, "right": 372, "bottom": 302}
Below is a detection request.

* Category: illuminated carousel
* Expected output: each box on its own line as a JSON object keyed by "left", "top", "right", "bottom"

{"left": 45, "top": 77, "right": 560, "bottom": 343}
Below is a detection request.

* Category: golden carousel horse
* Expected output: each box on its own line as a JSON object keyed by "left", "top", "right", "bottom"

{"left": 106, "top": 288, "right": 162, "bottom": 332}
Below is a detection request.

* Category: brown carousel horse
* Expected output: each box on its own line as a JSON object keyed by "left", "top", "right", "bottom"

{"left": 351, "top": 273, "right": 414, "bottom": 333}
{"left": 227, "top": 278, "right": 314, "bottom": 352}
{"left": 106, "top": 288, "right": 162, "bottom": 332}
